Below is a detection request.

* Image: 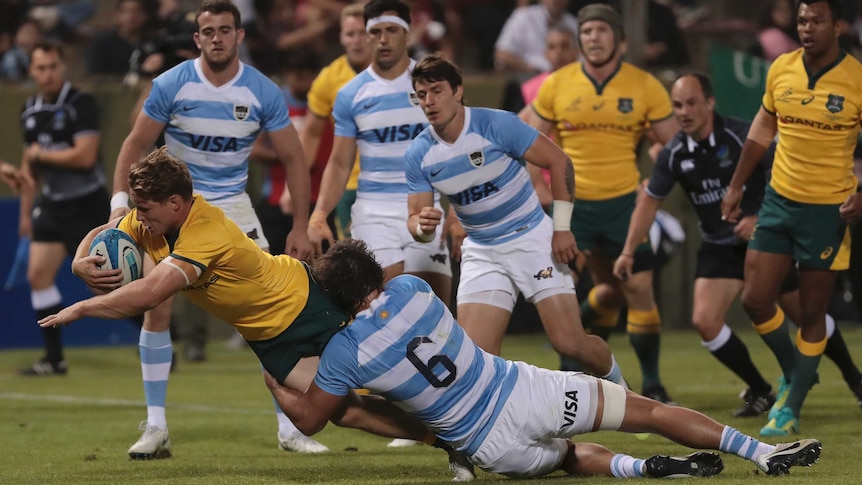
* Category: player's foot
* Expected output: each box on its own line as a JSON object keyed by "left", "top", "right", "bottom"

{"left": 849, "top": 380, "right": 862, "bottom": 410}
{"left": 277, "top": 432, "right": 329, "bottom": 453}
{"left": 128, "top": 421, "right": 171, "bottom": 460}
{"left": 733, "top": 388, "right": 776, "bottom": 417}
{"left": 645, "top": 451, "right": 724, "bottom": 478}
{"left": 448, "top": 450, "right": 475, "bottom": 482}
{"left": 759, "top": 406, "right": 799, "bottom": 437}
{"left": 642, "top": 385, "right": 678, "bottom": 406}
{"left": 768, "top": 375, "right": 790, "bottom": 420}
{"left": 18, "top": 358, "right": 67, "bottom": 376}
{"left": 755, "top": 438, "right": 821, "bottom": 476}
{"left": 387, "top": 438, "right": 422, "bottom": 448}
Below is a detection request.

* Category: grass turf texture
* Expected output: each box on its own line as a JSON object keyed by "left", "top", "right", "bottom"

{"left": 2, "top": 328, "right": 861, "bottom": 484}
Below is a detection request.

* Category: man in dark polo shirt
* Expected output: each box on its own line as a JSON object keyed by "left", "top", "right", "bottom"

{"left": 614, "top": 72, "right": 862, "bottom": 417}
{"left": 17, "top": 41, "right": 109, "bottom": 375}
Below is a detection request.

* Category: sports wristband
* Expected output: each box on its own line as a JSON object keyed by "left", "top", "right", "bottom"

{"left": 110, "top": 191, "right": 130, "bottom": 212}
{"left": 415, "top": 222, "right": 434, "bottom": 242}
{"left": 552, "top": 200, "right": 574, "bottom": 231}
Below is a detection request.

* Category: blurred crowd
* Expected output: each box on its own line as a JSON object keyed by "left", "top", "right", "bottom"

{"left": 0, "top": 0, "right": 807, "bottom": 87}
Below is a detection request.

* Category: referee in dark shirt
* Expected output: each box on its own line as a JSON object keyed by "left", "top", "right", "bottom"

{"left": 17, "top": 41, "right": 110, "bottom": 375}
{"left": 613, "top": 73, "right": 862, "bottom": 416}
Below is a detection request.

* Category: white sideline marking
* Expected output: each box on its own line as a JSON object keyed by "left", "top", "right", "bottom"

{"left": 0, "top": 392, "right": 271, "bottom": 415}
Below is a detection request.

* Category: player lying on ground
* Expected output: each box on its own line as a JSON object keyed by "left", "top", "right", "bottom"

{"left": 35, "top": 147, "right": 473, "bottom": 480}
{"left": 265, "top": 239, "right": 823, "bottom": 479}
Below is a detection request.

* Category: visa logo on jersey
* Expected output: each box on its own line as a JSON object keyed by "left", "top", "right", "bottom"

{"left": 448, "top": 182, "right": 500, "bottom": 206}
{"left": 372, "top": 124, "right": 425, "bottom": 143}
{"left": 189, "top": 135, "right": 239, "bottom": 152}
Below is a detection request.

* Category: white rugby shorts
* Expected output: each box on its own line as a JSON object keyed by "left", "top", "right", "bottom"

{"left": 350, "top": 198, "right": 451, "bottom": 275}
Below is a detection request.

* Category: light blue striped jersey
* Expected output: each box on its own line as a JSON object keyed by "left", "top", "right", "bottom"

{"left": 315, "top": 275, "right": 518, "bottom": 454}
{"left": 332, "top": 62, "right": 428, "bottom": 201}
{"left": 405, "top": 107, "right": 544, "bottom": 244}
{"left": 143, "top": 58, "right": 291, "bottom": 201}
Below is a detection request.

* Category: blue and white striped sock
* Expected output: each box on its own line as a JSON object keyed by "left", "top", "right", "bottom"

{"left": 719, "top": 426, "right": 775, "bottom": 461}
{"left": 140, "top": 329, "right": 172, "bottom": 429}
{"left": 610, "top": 454, "right": 645, "bottom": 478}
{"left": 601, "top": 355, "right": 626, "bottom": 386}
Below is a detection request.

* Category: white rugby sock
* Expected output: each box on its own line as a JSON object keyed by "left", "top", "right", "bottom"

{"left": 140, "top": 330, "right": 172, "bottom": 429}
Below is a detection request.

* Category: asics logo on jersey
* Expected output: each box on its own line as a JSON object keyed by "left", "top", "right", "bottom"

{"left": 533, "top": 267, "right": 553, "bottom": 280}
{"left": 820, "top": 247, "right": 834, "bottom": 259}
{"left": 800, "top": 95, "right": 815, "bottom": 105}
{"left": 372, "top": 124, "right": 424, "bottom": 143}
{"left": 189, "top": 135, "right": 239, "bottom": 152}
{"left": 449, "top": 182, "right": 500, "bottom": 206}
{"left": 561, "top": 390, "right": 579, "bottom": 429}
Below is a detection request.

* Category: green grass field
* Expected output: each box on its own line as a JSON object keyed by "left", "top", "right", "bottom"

{"left": 2, "top": 328, "right": 862, "bottom": 484}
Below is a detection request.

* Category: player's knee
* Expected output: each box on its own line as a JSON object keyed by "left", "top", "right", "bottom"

{"left": 740, "top": 293, "right": 773, "bottom": 322}
{"left": 690, "top": 316, "right": 721, "bottom": 338}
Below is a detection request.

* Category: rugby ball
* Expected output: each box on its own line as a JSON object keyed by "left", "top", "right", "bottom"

{"left": 88, "top": 228, "right": 142, "bottom": 286}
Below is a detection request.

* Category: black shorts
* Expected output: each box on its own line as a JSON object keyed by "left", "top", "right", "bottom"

{"left": 695, "top": 242, "right": 798, "bottom": 294}
{"left": 32, "top": 189, "right": 110, "bottom": 253}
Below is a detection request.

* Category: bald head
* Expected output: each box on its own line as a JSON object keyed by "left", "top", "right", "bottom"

{"left": 671, "top": 74, "right": 716, "bottom": 140}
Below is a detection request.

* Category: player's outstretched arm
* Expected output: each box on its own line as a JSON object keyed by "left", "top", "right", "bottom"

{"left": 39, "top": 256, "right": 190, "bottom": 327}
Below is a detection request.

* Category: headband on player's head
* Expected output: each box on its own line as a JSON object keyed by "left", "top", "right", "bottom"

{"left": 366, "top": 15, "right": 410, "bottom": 32}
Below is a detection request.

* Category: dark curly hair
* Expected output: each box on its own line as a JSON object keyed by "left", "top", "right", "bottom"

{"left": 312, "top": 239, "right": 385, "bottom": 316}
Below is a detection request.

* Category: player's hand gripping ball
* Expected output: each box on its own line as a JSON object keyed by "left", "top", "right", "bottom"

{"left": 88, "top": 228, "right": 142, "bottom": 286}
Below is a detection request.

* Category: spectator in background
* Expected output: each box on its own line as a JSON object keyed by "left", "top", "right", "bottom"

{"left": 27, "top": 0, "right": 95, "bottom": 41}
{"left": 127, "top": 0, "right": 198, "bottom": 83}
{"left": 645, "top": 0, "right": 690, "bottom": 67}
{"left": 403, "top": 0, "right": 452, "bottom": 61}
{"left": 253, "top": 49, "right": 335, "bottom": 256}
{"left": 87, "top": 0, "right": 156, "bottom": 77}
{"left": 245, "top": 0, "right": 333, "bottom": 75}
{"left": 754, "top": 0, "right": 799, "bottom": 61}
{"left": 443, "top": 0, "right": 511, "bottom": 71}
{"left": 494, "top": 0, "right": 578, "bottom": 74}
{"left": 517, "top": 27, "right": 579, "bottom": 115}
{"left": 0, "top": 0, "right": 29, "bottom": 58}
{"left": 1, "top": 19, "right": 42, "bottom": 82}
